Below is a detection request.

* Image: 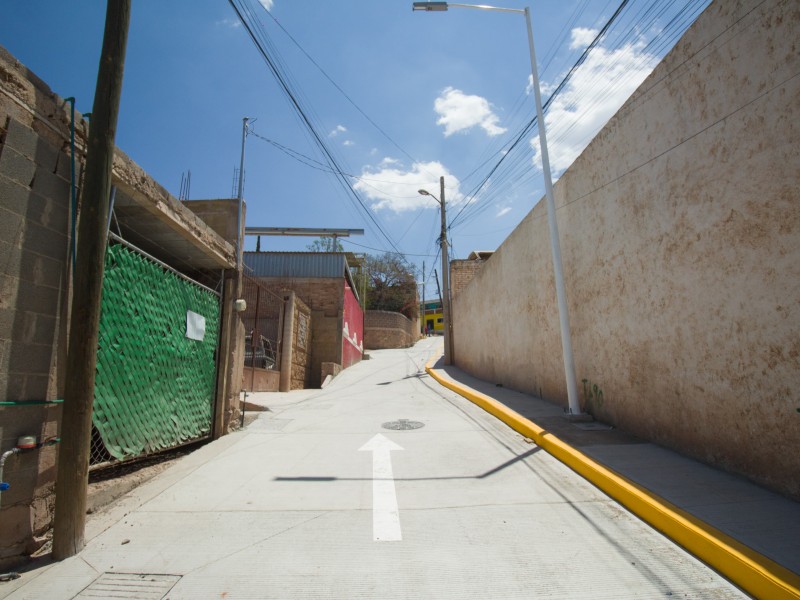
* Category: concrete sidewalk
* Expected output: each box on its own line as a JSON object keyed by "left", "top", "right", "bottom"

{"left": 428, "top": 359, "right": 800, "bottom": 598}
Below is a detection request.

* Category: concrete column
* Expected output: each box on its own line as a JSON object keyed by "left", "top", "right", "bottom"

{"left": 213, "top": 273, "right": 235, "bottom": 439}
{"left": 279, "top": 292, "right": 296, "bottom": 392}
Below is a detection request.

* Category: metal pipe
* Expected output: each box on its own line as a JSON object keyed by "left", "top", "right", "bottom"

{"left": 236, "top": 117, "right": 249, "bottom": 271}
{"left": 0, "top": 448, "right": 21, "bottom": 496}
{"left": 0, "top": 399, "right": 63, "bottom": 406}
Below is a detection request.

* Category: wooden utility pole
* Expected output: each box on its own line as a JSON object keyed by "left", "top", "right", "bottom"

{"left": 438, "top": 176, "right": 453, "bottom": 365}
{"left": 53, "top": 0, "right": 131, "bottom": 560}
{"left": 421, "top": 261, "right": 425, "bottom": 335}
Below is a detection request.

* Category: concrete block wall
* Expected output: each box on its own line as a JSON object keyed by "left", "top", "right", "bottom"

{"left": 291, "top": 298, "right": 311, "bottom": 390}
{"left": 255, "top": 277, "right": 345, "bottom": 388}
{"left": 451, "top": 0, "right": 800, "bottom": 499}
{"left": 260, "top": 278, "right": 343, "bottom": 318}
{"left": 310, "top": 311, "right": 342, "bottom": 388}
{"left": 0, "top": 77, "right": 75, "bottom": 564}
{"left": 0, "top": 44, "right": 243, "bottom": 565}
{"left": 364, "top": 310, "right": 414, "bottom": 349}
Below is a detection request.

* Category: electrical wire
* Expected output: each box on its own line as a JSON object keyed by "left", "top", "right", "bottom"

{"left": 228, "top": 0, "right": 410, "bottom": 262}
{"left": 446, "top": 0, "right": 711, "bottom": 234}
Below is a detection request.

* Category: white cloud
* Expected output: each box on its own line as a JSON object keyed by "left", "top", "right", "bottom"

{"left": 353, "top": 159, "right": 463, "bottom": 213}
{"left": 570, "top": 27, "right": 599, "bottom": 50}
{"left": 342, "top": 140, "right": 354, "bottom": 147}
{"left": 329, "top": 125, "right": 347, "bottom": 137}
{"left": 531, "top": 33, "right": 659, "bottom": 173}
{"left": 217, "top": 18, "right": 241, "bottom": 28}
{"left": 434, "top": 87, "right": 507, "bottom": 137}
{"left": 259, "top": 0, "right": 274, "bottom": 10}
{"left": 496, "top": 206, "right": 512, "bottom": 218}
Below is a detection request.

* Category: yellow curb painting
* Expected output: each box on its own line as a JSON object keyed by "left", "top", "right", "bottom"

{"left": 425, "top": 358, "right": 800, "bottom": 600}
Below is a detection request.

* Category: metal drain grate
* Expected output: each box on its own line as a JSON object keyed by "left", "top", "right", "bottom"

{"left": 382, "top": 419, "right": 425, "bottom": 430}
{"left": 77, "top": 573, "right": 181, "bottom": 599}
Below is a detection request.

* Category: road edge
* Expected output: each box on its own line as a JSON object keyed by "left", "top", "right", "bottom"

{"left": 425, "top": 358, "right": 800, "bottom": 600}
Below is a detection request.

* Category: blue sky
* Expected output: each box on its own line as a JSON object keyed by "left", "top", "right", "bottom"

{"left": 4, "top": 0, "right": 709, "bottom": 296}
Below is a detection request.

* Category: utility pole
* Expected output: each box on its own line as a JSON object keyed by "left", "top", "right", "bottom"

{"left": 235, "top": 117, "right": 249, "bottom": 275}
{"left": 53, "top": 0, "right": 131, "bottom": 560}
{"left": 438, "top": 176, "right": 453, "bottom": 365}
{"left": 421, "top": 261, "right": 426, "bottom": 336}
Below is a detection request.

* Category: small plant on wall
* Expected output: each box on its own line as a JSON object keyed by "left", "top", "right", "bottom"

{"left": 582, "top": 378, "right": 605, "bottom": 415}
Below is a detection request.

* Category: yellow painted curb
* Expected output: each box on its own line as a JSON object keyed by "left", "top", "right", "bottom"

{"left": 426, "top": 359, "right": 800, "bottom": 600}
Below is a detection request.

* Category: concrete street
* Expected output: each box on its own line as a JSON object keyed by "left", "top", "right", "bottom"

{"left": 2, "top": 338, "right": 745, "bottom": 599}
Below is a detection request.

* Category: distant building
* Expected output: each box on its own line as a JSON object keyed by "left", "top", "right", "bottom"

{"left": 421, "top": 298, "right": 444, "bottom": 334}
{"left": 243, "top": 251, "right": 364, "bottom": 387}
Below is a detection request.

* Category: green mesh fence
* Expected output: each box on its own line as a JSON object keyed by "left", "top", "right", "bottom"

{"left": 92, "top": 242, "right": 220, "bottom": 463}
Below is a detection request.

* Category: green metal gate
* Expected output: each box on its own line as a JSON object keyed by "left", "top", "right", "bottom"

{"left": 91, "top": 240, "right": 221, "bottom": 465}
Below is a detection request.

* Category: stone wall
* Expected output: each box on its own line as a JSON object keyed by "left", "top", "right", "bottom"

{"left": 364, "top": 310, "right": 415, "bottom": 349}
{"left": 451, "top": 0, "right": 800, "bottom": 499}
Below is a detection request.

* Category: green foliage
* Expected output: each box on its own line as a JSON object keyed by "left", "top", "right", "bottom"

{"left": 581, "top": 378, "right": 604, "bottom": 414}
{"left": 361, "top": 253, "right": 417, "bottom": 319}
{"left": 305, "top": 237, "right": 344, "bottom": 253}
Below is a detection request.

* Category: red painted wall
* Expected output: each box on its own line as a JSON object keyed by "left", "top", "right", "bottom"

{"left": 342, "top": 281, "right": 363, "bottom": 369}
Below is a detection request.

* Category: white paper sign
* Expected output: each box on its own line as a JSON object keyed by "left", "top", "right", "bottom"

{"left": 186, "top": 310, "right": 206, "bottom": 341}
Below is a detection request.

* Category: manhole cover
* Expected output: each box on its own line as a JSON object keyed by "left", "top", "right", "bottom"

{"left": 77, "top": 573, "right": 181, "bottom": 599}
{"left": 382, "top": 419, "right": 425, "bottom": 430}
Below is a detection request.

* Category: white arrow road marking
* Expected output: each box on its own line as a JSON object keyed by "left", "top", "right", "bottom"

{"left": 359, "top": 434, "right": 404, "bottom": 542}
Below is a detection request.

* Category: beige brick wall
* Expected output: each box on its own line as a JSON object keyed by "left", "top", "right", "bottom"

{"left": 255, "top": 277, "right": 345, "bottom": 387}
{"left": 450, "top": 260, "right": 484, "bottom": 300}
{"left": 364, "top": 310, "right": 415, "bottom": 349}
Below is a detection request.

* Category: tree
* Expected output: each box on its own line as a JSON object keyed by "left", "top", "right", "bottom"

{"left": 362, "top": 253, "right": 417, "bottom": 319}
{"left": 306, "top": 237, "right": 344, "bottom": 252}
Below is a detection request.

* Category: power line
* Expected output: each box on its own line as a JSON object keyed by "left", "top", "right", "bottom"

{"left": 228, "top": 0, "right": 409, "bottom": 261}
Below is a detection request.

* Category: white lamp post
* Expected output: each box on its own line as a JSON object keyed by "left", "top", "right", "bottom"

{"left": 413, "top": 2, "right": 581, "bottom": 415}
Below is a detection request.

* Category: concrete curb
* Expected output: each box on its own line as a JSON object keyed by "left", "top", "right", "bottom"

{"left": 426, "top": 359, "right": 800, "bottom": 600}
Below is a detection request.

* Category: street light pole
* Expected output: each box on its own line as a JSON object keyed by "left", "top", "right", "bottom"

{"left": 413, "top": 2, "right": 581, "bottom": 414}
{"left": 235, "top": 117, "right": 249, "bottom": 273}
{"left": 419, "top": 177, "right": 452, "bottom": 365}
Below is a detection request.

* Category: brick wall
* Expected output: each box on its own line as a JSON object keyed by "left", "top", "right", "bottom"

{"left": 364, "top": 310, "right": 415, "bottom": 349}
{"left": 450, "top": 259, "right": 484, "bottom": 300}
{"left": 258, "top": 277, "right": 343, "bottom": 318}
{"left": 255, "top": 277, "right": 345, "bottom": 388}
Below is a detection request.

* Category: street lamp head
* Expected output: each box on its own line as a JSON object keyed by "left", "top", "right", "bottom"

{"left": 418, "top": 189, "right": 432, "bottom": 196}
{"left": 412, "top": 2, "right": 449, "bottom": 11}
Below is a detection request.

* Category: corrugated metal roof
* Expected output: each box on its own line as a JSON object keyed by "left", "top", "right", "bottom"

{"left": 243, "top": 252, "right": 349, "bottom": 279}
